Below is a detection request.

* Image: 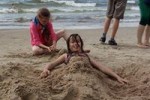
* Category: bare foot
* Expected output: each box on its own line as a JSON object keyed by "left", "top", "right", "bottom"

{"left": 137, "top": 44, "right": 149, "bottom": 48}
{"left": 143, "top": 43, "right": 150, "bottom": 47}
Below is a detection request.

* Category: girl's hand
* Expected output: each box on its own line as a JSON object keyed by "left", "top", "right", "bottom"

{"left": 50, "top": 44, "right": 56, "bottom": 51}
{"left": 40, "top": 69, "right": 50, "bottom": 79}
{"left": 117, "top": 77, "right": 128, "bottom": 84}
{"left": 47, "top": 47, "right": 52, "bottom": 52}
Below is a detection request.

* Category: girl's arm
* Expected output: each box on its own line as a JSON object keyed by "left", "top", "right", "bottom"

{"left": 90, "top": 58, "right": 128, "bottom": 84}
{"left": 50, "top": 41, "right": 57, "bottom": 51}
{"left": 40, "top": 53, "right": 67, "bottom": 78}
{"left": 49, "top": 22, "right": 57, "bottom": 41}
{"left": 30, "top": 22, "right": 42, "bottom": 46}
{"left": 39, "top": 44, "right": 49, "bottom": 49}
{"left": 48, "top": 22, "right": 57, "bottom": 51}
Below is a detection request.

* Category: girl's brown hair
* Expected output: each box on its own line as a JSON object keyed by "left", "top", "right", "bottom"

{"left": 37, "top": 7, "right": 51, "bottom": 18}
{"left": 67, "top": 34, "right": 84, "bottom": 54}
{"left": 37, "top": 7, "right": 51, "bottom": 42}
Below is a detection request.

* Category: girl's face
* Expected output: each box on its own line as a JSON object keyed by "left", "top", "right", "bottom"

{"left": 69, "top": 36, "right": 82, "bottom": 52}
{"left": 38, "top": 14, "right": 49, "bottom": 26}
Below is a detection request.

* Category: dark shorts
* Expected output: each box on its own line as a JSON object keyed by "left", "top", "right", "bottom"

{"left": 139, "top": 0, "right": 150, "bottom": 26}
{"left": 106, "top": 0, "right": 127, "bottom": 19}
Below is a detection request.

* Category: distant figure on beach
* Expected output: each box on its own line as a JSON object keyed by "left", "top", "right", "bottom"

{"left": 99, "top": 0, "right": 127, "bottom": 45}
{"left": 10, "top": 3, "right": 16, "bottom": 9}
{"left": 30, "top": 7, "right": 68, "bottom": 55}
{"left": 40, "top": 33, "right": 128, "bottom": 84}
{"left": 137, "top": 0, "right": 150, "bottom": 48}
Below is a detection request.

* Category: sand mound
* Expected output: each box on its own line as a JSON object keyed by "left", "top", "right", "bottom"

{"left": 0, "top": 53, "right": 150, "bottom": 100}
{"left": 115, "top": 63, "right": 150, "bottom": 100}
{"left": 0, "top": 62, "right": 50, "bottom": 100}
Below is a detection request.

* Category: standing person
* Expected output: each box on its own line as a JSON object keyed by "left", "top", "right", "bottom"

{"left": 30, "top": 7, "right": 68, "bottom": 55}
{"left": 137, "top": 0, "right": 150, "bottom": 48}
{"left": 40, "top": 33, "right": 128, "bottom": 84}
{"left": 99, "top": 0, "right": 127, "bottom": 45}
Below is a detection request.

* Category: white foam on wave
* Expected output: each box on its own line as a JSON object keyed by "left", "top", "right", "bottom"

{"left": 0, "top": 7, "right": 38, "bottom": 14}
{"left": 49, "top": 7, "right": 105, "bottom": 12}
{"left": 122, "top": 19, "right": 140, "bottom": 22}
{"left": 0, "top": 8, "right": 18, "bottom": 13}
{"left": 130, "top": 6, "right": 139, "bottom": 10}
{"left": 41, "top": 0, "right": 96, "bottom": 7}
{"left": 125, "top": 13, "right": 140, "bottom": 17}
{"left": 127, "top": 0, "right": 136, "bottom": 4}
{"left": 23, "top": 8, "right": 38, "bottom": 13}
{"left": 0, "top": 6, "right": 104, "bottom": 14}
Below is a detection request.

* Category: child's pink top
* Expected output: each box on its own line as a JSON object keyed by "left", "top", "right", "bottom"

{"left": 30, "top": 17, "right": 57, "bottom": 46}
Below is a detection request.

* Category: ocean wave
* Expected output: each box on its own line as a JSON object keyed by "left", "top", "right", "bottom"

{"left": 126, "top": 6, "right": 139, "bottom": 11}
{"left": 127, "top": 0, "right": 136, "bottom": 4}
{"left": 50, "top": 7, "right": 105, "bottom": 13}
{"left": 41, "top": 0, "right": 96, "bottom": 7}
{"left": 0, "top": 8, "right": 19, "bottom": 13}
{"left": 130, "top": 6, "right": 139, "bottom": 11}
{"left": 125, "top": 13, "right": 140, "bottom": 17}
{"left": 0, "top": 6, "right": 106, "bottom": 14}
{"left": 0, "top": 0, "right": 33, "bottom": 5}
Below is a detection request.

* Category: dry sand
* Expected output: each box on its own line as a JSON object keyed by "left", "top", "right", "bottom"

{"left": 0, "top": 27, "right": 150, "bottom": 100}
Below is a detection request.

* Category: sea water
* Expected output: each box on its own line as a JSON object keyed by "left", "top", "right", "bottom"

{"left": 0, "top": 0, "right": 139, "bottom": 29}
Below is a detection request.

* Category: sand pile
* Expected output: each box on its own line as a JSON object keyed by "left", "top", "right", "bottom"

{"left": 0, "top": 52, "right": 150, "bottom": 100}
{"left": 115, "top": 63, "right": 150, "bottom": 100}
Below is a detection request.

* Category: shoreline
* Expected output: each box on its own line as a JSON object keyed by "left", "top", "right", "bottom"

{"left": 0, "top": 22, "right": 139, "bottom": 30}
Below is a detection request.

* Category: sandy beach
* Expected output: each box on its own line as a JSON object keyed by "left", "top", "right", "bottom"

{"left": 0, "top": 27, "right": 150, "bottom": 100}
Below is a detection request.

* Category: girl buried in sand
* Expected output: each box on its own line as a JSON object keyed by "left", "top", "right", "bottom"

{"left": 30, "top": 7, "right": 68, "bottom": 55}
{"left": 40, "top": 34, "right": 128, "bottom": 84}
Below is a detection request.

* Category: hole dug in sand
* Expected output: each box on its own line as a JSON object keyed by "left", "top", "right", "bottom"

{"left": 12, "top": 84, "right": 38, "bottom": 100}
{"left": 22, "top": 93, "right": 38, "bottom": 100}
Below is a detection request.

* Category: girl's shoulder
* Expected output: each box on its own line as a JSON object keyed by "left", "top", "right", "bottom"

{"left": 59, "top": 53, "right": 68, "bottom": 64}
{"left": 47, "top": 21, "right": 53, "bottom": 27}
{"left": 30, "top": 17, "right": 40, "bottom": 28}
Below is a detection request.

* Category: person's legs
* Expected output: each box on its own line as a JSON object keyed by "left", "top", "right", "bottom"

{"left": 100, "top": 0, "right": 114, "bottom": 43}
{"left": 104, "top": 17, "right": 112, "bottom": 34}
{"left": 111, "top": 18, "right": 120, "bottom": 39}
{"left": 137, "top": 24, "right": 145, "bottom": 45}
{"left": 32, "top": 46, "right": 54, "bottom": 55}
{"left": 56, "top": 29, "right": 68, "bottom": 41}
{"left": 100, "top": 17, "right": 112, "bottom": 43}
{"left": 103, "top": 0, "right": 114, "bottom": 35}
{"left": 144, "top": 25, "right": 150, "bottom": 46}
{"left": 32, "top": 46, "right": 46, "bottom": 55}
{"left": 108, "top": 18, "right": 119, "bottom": 45}
{"left": 107, "top": 0, "right": 127, "bottom": 45}
{"left": 136, "top": 24, "right": 148, "bottom": 48}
